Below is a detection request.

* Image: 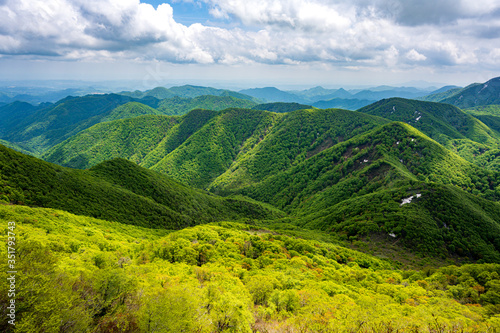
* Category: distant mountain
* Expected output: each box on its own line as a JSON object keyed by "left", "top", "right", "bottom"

{"left": 239, "top": 87, "right": 305, "bottom": 103}
{"left": 312, "top": 98, "right": 375, "bottom": 110}
{"left": 290, "top": 86, "right": 354, "bottom": 101}
{"left": 252, "top": 102, "right": 312, "bottom": 113}
{"left": 0, "top": 86, "right": 107, "bottom": 104}
{"left": 0, "top": 144, "right": 281, "bottom": 229}
{"left": 352, "top": 88, "right": 429, "bottom": 100}
{"left": 0, "top": 93, "right": 253, "bottom": 154}
{"left": 0, "top": 94, "right": 152, "bottom": 153}
{"left": 417, "top": 86, "right": 463, "bottom": 102}
{"left": 121, "top": 85, "right": 259, "bottom": 103}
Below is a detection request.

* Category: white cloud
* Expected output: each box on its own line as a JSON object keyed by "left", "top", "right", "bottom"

{"left": 0, "top": 0, "right": 498, "bottom": 78}
{"left": 406, "top": 49, "right": 427, "bottom": 62}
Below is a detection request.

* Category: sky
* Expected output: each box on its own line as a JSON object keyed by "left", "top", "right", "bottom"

{"left": 0, "top": 0, "right": 499, "bottom": 89}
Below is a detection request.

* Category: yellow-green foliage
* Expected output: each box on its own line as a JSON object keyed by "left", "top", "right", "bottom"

{"left": 2, "top": 204, "right": 500, "bottom": 332}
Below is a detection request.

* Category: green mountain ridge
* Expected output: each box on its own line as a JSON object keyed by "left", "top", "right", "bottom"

{"left": 420, "top": 77, "right": 500, "bottom": 108}
{"left": 0, "top": 144, "right": 281, "bottom": 229}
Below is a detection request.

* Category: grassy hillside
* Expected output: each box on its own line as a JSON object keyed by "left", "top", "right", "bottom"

{"left": 2, "top": 204, "right": 500, "bottom": 332}
{"left": 0, "top": 144, "right": 281, "bottom": 229}
{"left": 157, "top": 95, "right": 257, "bottom": 115}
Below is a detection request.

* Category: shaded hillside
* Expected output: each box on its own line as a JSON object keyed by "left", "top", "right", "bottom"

{"left": 0, "top": 144, "right": 281, "bottom": 229}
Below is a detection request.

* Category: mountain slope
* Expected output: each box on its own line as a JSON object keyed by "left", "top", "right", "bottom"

{"left": 418, "top": 77, "right": 500, "bottom": 108}
{"left": 42, "top": 115, "right": 179, "bottom": 169}
{"left": 43, "top": 109, "right": 220, "bottom": 170}
{"left": 121, "top": 85, "right": 259, "bottom": 102}
{"left": 0, "top": 144, "right": 282, "bottom": 229}
{"left": 0, "top": 94, "right": 162, "bottom": 153}
{"left": 440, "top": 77, "right": 500, "bottom": 108}
{"left": 101, "top": 102, "right": 163, "bottom": 121}
{"left": 357, "top": 98, "right": 500, "bottom": 146}
{"left": 157, "top": 95, "right": 257, "bottom": 115}
{"left": 219, "top": 121, "right": 500, "bottom": 260}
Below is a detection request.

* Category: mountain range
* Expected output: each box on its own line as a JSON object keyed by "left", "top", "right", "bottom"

{"left": 2, "top": 76, "right": 500, "bottom": 332}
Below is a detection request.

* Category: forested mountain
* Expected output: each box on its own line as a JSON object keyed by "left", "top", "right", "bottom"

{"left": 6, "top": 78, "right": 500, "bottom": 332}
{"left": 357, "top": 98, "right": 500, "bottom": 170}
{"left": 0, "top": 144, "right": 281, "bottom": 229}
{"left": 121, "top": 84, "right": 259, "bottom": 102}
{"left": 420, "top": 77, "right": 500, "bottom": 108}
{"left": 0, "top": 93, "right": 260, "bottom": 154}
{"left": 157, "top": 95, "right": 257, "bottom": 115}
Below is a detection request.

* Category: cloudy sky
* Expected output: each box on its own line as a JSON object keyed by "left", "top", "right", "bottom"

{"left": 0, "top": 0, "right": 499, "bottom": 88}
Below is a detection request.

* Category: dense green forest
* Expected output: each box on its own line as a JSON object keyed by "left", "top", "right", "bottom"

{"left": 3, "top": 205, "right": 500, "bottom": 332}
{"left": 0, "top": 144, "right": 281, "bottom": 229}
{"left": 4, "top": 79, "right": 500, "bottom": 332}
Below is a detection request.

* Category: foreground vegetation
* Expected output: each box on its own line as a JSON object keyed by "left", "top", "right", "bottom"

{"left": 3, "top": 204, "right": 500, "bottom": 332}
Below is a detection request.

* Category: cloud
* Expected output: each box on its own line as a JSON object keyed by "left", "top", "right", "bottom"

{"left": 406, "top": 49, "right": 427, "bottom": 62}
{"left": 0, "top": 0, "right": 498, "bottom": 76}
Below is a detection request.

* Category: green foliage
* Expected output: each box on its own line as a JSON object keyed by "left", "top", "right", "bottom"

{"left": 2, "top": 204, "right": 500, "bottom": 332}
{"left": 158, "top": 95, "right": 256, "bottom": 116}
{"left": 101, "top": 102, "right": 163, "bottom": 122}
{"left": 0, "top": 144, "right": 282, "bottom": 229}
{"left": 357, "top": 98, "right": 500, "bottom": 147}
{"left": 43, "top": 115, "right": 178, "bottom": 169}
